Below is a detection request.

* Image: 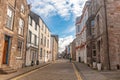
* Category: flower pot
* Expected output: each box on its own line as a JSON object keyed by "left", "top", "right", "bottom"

{"left": 93, "top": 62, "right": 97, "bottom": 69}
{"left": 97, "top": 63, "right": 102, "bottom": 71}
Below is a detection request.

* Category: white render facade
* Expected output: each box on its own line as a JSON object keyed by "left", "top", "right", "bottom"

{"left": 75, "top": 2, "right": 89, "bottom": 64}
{"left": 50, "top": 35, "right": 58, "bottom": 61}
{"left": 26, "top": 11, "right": 39, "bottom": 66}
{"left": 39, "top": 18, "right": 51, "bottom": 63}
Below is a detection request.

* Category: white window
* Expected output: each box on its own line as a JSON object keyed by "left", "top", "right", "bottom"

{"left": 6, "top": 7, "right": 14, "bottom": 29}
{"left": 21, "top": 4, "right": 25, "bottom": 13}
{"left": 18, "top": 18, "right": 24, "bottom": 35}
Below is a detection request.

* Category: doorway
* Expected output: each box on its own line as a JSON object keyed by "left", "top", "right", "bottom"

{"left": 2, "top": 35, "right": 11, "bottom": 64}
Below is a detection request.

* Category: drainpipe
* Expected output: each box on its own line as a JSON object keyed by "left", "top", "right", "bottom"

{"left": 24, "top": 6, "right": 30, "bottom": 67}
{"left": 104, "top": 0, "right": 111, "bottom": 70}
{"left": 37, "top": 24, "right": 40, "bottom": 65}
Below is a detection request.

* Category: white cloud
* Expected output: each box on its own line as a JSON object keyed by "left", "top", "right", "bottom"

{"left": 29, "top": 0, "right": 87, "bottom": 20}
{"left": 59, "top": 35, "right": 74, "bottom": 53}
{"left": 69, "top": 26, "right": 75, "bottom": 32}
{"left": 63, "top": 26, "right": 75, "bottom": 34}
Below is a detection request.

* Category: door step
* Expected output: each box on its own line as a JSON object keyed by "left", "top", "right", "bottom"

{"left": 0, "top": 65, "right": 17, "bottom": 74}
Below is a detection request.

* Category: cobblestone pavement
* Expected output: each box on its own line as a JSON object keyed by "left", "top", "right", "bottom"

{"left": 12, "top": 59, "right": 77, "bottom": 80}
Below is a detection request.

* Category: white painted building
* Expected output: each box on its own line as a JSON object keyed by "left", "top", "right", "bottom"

{"left": 50, "top": 35, "right": 58, "bottom": 61}
{"left": 75, "top": 1, "right": 90, "bottom": 64}
{"left": 39, "top": 18, "right": 51, "bottom": 63}
{"left": 75, "top": 17, "right": 81, "bottom": 62}
{"left": 26, "top": 11, "right": 39, "bottom": 66}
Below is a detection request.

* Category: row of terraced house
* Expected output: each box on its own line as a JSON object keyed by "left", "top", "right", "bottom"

{"left": 53, "top": 0, "right": 120, "bottom": 71}
{"left": 75, "top": 0, "right": 120, "bottom": 70}
{"left": 0, "top": 0, "right": 58, "bottom": 73}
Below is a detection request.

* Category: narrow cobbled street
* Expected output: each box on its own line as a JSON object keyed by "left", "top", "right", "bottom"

{"left": 11, "top": 60, "right": 79, "bottom": 80}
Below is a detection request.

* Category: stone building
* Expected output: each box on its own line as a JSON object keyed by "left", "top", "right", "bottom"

{"left": 86, "top": 0, "right": 120, "bottom": 70}
{"left": 86, "top": 0, "right": 96, "bottom": 67}
{"left": 0, "top": 0, "right": 29, "bottom": 71}
{"left": 26, "top": 11, "right": 39, "bottom": 66}
{"left": 50, "top": 35, "right": 59, "bottom": 61}
{"left": 72, "top": 39, "right": 76, "bottom": 61}
{"left": 70, "top": 39, "right": 76, "bottom": 61}
{"left": 39, "top": 17, "right": 51, "bottom": 63}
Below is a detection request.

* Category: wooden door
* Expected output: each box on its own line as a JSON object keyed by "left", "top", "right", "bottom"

{"left": 2, "top": 40, "right": 9, "bottom": 64}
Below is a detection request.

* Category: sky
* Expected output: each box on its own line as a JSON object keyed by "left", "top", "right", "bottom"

{"left": 27, "top": 0, "right": 87, "bottom": 53}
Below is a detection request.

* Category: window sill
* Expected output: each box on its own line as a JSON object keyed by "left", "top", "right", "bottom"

{"left": 5, "top": 27, "right": 13, "bottom": 31}
{"left": 16, "top": 57, "right": 22, "bottom": 60}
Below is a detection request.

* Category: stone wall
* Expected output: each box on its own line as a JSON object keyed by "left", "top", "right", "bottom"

{"left": 93, "top": 0, "right": 110, "bottom": 70}
{"left": 71, "top": 39, "right": 76, "bottom": 61}
{"left": 0, "top": 0, "right": 29, "bottom": 69}
{"left": 106, "top": 0, "right": 120, "bottom": 69}
{"left": 93, "top": 0, "right": 120, "bottom": 70}
{"left": 0, "top": 0, "right": 6, "bottom": 67}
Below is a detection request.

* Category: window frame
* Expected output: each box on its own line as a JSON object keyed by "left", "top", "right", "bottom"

{"left": 20, "top": 4, "right": 25, "bottom": 14}
{"left": 17, "top": 40, "right": 23, "bottom": 58}
{"left": 18, "top": 18, "right": 24, "bottom": 36}
{"left": 41, "top": 33, "right": 43, "bottom": 45}
{"left": 91, "top": 20, "right": 95, "bottom": 27}
{"left": 29, "top": 16, "right": 32, "bottom": 26}
{"left": 44, "top": 37, "right": 46, "bottom": 47}
{"left": 40, "top": 48, "right": 42, "bottom": 58}
{"left": 6, "top": 6, "right": 14, "bottom": 30}
{"left": 29, "top": 30, "right": 32, "bottom": 43}
{"left": 35, "top": 23, "right": 37, "bottom": 30}
{"left": 34, "top": 35, "right": 37, "bottom": 46}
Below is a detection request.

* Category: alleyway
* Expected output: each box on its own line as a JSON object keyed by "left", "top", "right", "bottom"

{"left": 11, "top": 60, "right": 78, "bottom": 80}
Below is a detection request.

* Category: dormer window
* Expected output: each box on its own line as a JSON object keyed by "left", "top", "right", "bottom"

{"left": 21, "top": 4, "right": 25, "bottom": 13}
